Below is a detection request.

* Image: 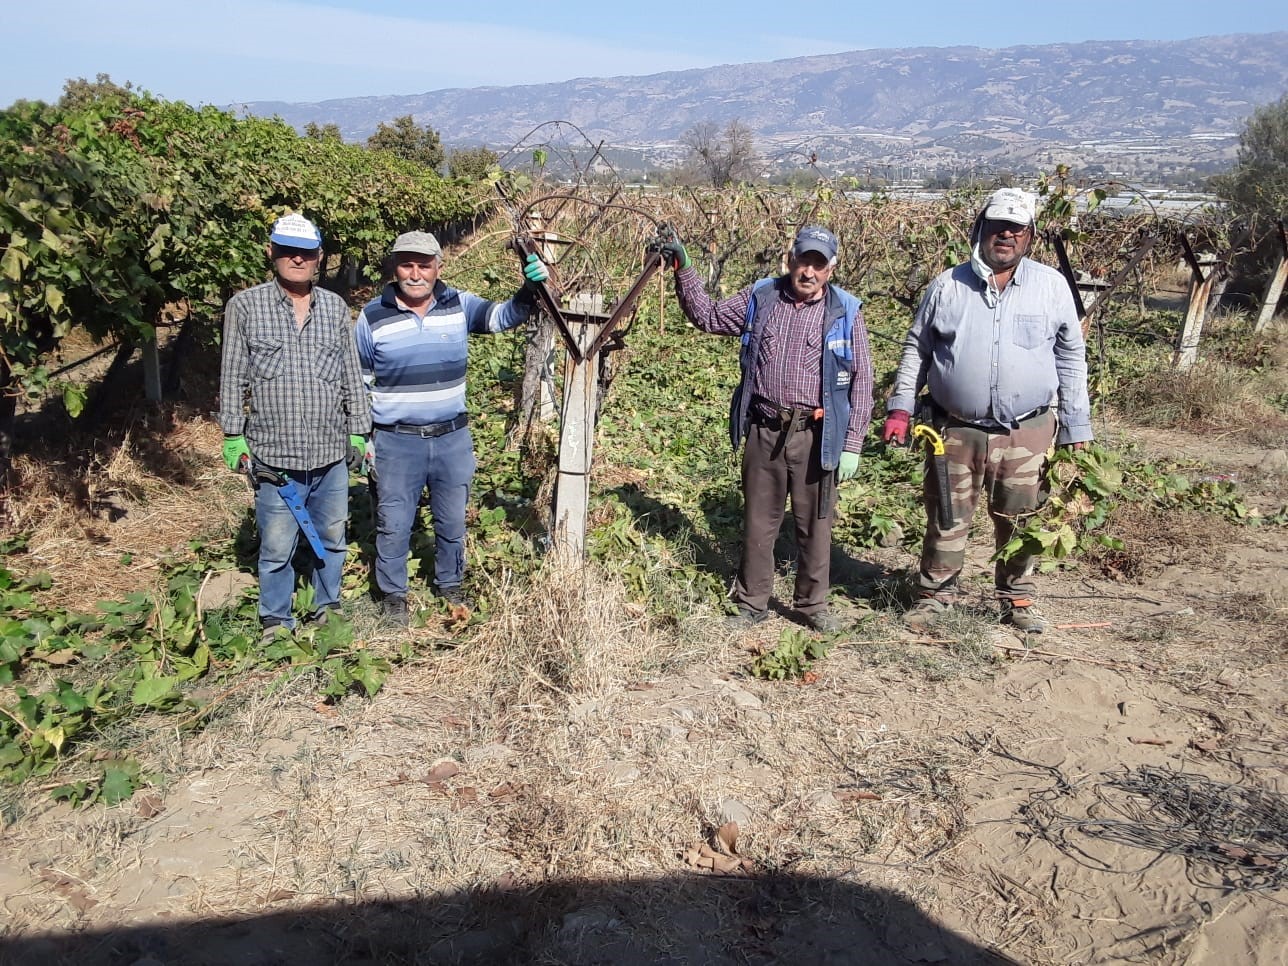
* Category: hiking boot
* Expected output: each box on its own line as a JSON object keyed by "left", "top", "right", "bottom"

{"left": 903, "top": 596, "right": 952, "bottom": 630}
{"left": 380, "top": 595, "right": 410, "bottom": 628}
{"left": 1000, "top": 599, "right": 1046, "bottom": 634}
{"left": 724, "top": 607, "right": 768, "bottom": 631}
{"left": 804, "top": 608, "right": 845, "bottom": 634}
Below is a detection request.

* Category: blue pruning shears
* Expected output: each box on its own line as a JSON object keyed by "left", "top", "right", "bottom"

{"left": 238, "top": 455, "right": 328, "bottom": 559}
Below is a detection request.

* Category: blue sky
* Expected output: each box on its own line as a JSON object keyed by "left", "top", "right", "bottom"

{"left": 3, "top": 0, "right": 1285, "bottom": 108}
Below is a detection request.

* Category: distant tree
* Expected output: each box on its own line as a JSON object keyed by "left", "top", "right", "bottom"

{"left": 59, "top": 74, "right": 135, "bottom": 110}
{"left": 681, "top": 119, "right": 758, "bottom": 187}
{"left": 304, "top": 121, "right": 343, "bottom": 142}
{"left": 1213, "top": 93, "right": 1288, "bottom": 228}
{"left": 447, "top": 145, "right": 499, "bottom": 181}
{"left": 366, "top": 115, "right": 444, "bottom": 171}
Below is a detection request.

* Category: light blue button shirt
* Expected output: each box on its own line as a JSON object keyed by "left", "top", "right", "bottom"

{"left": 888, "top": 259, "right": 1093, "bottom": 445}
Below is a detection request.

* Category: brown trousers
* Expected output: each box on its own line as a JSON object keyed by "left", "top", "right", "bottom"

{"left": 732, "top": 421, "right": 833, "bottom": 617}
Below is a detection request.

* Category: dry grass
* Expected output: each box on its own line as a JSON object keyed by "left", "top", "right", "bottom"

{"left": 4, "top": 412, "right": 245, "bottom": 610}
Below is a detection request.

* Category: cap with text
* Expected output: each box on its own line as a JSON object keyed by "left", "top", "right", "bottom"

{"left": 269, "top": 213, "right": 322, "bottom": 250}
{"left": 390, "top": 231, "right": 442, "bottom": 258}
{"left": 982, "top": 188, "right": 1037, "bottom": 228}
{"left": 791, "top": 225, "right": 838, "bottom": 262}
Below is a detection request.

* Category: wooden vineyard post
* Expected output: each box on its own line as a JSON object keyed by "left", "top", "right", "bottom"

{"left": 512, "top": 232, "right": 663, "bottom": 559}
{"left": 1173, "top": 234, "right": 1218, "bottom": 372}
{"left": 141, "top": 338, "right": 162, "bottom": 403}
{"left": 552, "top": 306, "right": 602, "bottom": 558}
{"left": 1254, "top": 220, "right": 1288, "bottom": 334}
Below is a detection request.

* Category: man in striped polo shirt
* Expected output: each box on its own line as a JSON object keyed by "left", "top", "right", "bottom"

{"left": 355, "top": 231, "right": 547, "bottom": 626}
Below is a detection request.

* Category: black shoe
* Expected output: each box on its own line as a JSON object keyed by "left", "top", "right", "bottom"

{"left": 438, "top": 586, "right": 472, "bottom": 609}
{"left": 303, "top": 606, "right": 339, "bottom": 627}
{"left": 804, "top": 608, "right": 845, "bottom": 634}
{"left": 380, "top": 595, "right": 410, "bottom": 628}
{"left": 724, "top": 607, "right": 768, "bottom": 630}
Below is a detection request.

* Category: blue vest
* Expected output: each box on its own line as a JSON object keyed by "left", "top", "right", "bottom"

{"left": 729, "top": 277, "right": 861, "bottom": 471}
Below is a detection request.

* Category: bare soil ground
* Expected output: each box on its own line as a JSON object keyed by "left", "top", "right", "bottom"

{"left": 0, "top": 414, "right": 1285, "bottom": 965}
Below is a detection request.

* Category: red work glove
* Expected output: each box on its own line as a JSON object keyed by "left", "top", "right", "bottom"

{"left": 881, "top": 410, "right": 911, "bottom": 445}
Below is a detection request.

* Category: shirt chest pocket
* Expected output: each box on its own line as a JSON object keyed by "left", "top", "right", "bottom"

{"left": 248, "top": 337, "right": 285, "bottom": 380}
{"left": 315, "top": 341, "right": 344, "bottom": 382}
{"left": 1012, "top": 314, "right": 1050, "bottom": 350}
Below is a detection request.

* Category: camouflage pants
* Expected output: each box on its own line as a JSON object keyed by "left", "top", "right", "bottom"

{"left": 918, "top": 409, "right": 1053, "bottom": 602}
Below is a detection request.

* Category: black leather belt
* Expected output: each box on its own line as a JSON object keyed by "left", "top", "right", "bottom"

{"left": 374, "top": 413, "right": 469, "bottom": 438}
{"left": 938, "top": 403, "right": 1050, "bottom": 432}
{"left": 752, "top": 406, "right": 821, "bottom": 432}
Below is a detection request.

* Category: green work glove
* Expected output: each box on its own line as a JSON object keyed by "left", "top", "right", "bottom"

{"left": 523, "top": 253, "right": 549, "bottom": 283}
{"left": 347, "top": 435, "right": 367, "bottom": 472}
{"left": 838, "top": 451, "right": 860, "bottom": 482}
{"left": 222, "top": 435, "right": 250, "bottom": 473}
{"left": 653, "top": 236, "right": 690, "bottom": 270}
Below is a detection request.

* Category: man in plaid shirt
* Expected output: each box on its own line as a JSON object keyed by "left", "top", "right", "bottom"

{"left": 218, "top": 213, "right": 371, "bottom": 638}
{"left": 655, "top": 225, "right": 874, "bottom": 633}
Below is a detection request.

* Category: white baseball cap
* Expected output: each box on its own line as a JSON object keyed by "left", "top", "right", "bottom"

{"left": 982, "top": 188, "right": 1037, "bottom": 227}
{"left": 269, "top": 212, "right": 322, "bottom": 249}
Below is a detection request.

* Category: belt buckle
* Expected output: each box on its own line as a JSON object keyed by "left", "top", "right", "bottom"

{"left": 420, "top": 424, "right": 436, "bottom": 438}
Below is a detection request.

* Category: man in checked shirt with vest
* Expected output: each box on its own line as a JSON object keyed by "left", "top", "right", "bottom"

{"left": 882, "top": 188, "right": 1093, "bottom": 634}
{"left": 656, "top": 225, "right": 874, "bottom": 634}
{"left": 355, "top": 231, "right": 548, "bottom": 627}
{"left": 219, "top": 213, "right": 371, "bottom": 640}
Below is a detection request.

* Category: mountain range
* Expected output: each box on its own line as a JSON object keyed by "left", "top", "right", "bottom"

{"left": 242, "top": 32, "right": 1288, "bottom": 180}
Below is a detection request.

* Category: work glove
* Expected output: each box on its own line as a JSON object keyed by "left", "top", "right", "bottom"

{"left": 647, "top": 226, "right": 691, "bottom": 270}
{"left": 222, "top": 435, "right": 250, "bottom": 473}
{"left": 1059, "top": 440, "right": 1088, "bottom": 452}
{"left": 363, "top": 437, "right": 376, "bottom": 476}
{"left": 881, "top": 410, "right": 911, "bottom": 445}
{"left": 347, "top": 435, "right": 367, "bottom": 472}
{"left": 523, "top": 253, "right": 549, "bottom": 284}
{"left": 838, "top": 451, "right": 860, "bottom": 482}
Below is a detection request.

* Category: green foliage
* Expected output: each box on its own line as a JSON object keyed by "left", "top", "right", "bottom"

{"left": 366, "top": 114, "right": 445, "bottom": 171}
{"left": 0, "top": 545, "right": 395, "bottom": 804}
{"left": 448, "top": 146, "right": 500, "bottom": 181}
{"left": 751, "top": 628, "right": 835, "bottom": 680}
{"left": 1212, "top": 92, "right": 1288, "bottom": 227}
{"left": 996, "top": 443, "right": 1275, "bottom": 572}
{"left": 0, "top": 87, "right": 480, "bottom": 402}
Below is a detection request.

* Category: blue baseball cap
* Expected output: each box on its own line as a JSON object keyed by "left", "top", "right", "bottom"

{"left": 792, "top": 225, "right": 838, "bottom": 262}
{"left": 269, "top": 212, "right": 322, "bottom": 249}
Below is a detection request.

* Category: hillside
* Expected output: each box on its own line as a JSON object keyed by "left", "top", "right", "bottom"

{"left": 243, "top": 32, "right": 1288, "bottom": 179}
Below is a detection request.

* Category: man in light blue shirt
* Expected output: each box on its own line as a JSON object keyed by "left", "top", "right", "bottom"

{"left": 882, "top": 188, "right": 1093, "bottom": 634}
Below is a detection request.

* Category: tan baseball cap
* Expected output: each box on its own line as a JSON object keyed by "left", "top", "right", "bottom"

{"left": 390, "top": 231, "right": 442, "bottom": 257}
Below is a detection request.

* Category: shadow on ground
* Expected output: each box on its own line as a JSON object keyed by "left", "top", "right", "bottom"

{"left": 0, "top": 871, "right": 1014, "bottom": 965}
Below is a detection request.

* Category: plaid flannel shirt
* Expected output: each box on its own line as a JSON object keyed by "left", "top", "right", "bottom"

{"left": 218, "top": 280, "right": 371, "bottom": 471}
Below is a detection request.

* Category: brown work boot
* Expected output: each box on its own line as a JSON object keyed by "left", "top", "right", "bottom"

{"left": 903, "top": 596, "right": 952, "bottom": 631}
{"left": 1000, "top": 598, "right": 1046, "bottom": 634}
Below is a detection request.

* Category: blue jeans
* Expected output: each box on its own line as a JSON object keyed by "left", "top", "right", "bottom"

{"left": 373, "top": 426, "right": 476, "bottom": 598}
{"left": 254, "top": 460, "right": 350, "bottom": 627}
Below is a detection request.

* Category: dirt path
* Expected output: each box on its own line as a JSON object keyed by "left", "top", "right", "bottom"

{"left": 1, "top": 427, "right": 1285, "bottom": 965}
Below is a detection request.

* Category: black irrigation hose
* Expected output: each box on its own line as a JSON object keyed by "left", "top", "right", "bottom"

{"left": 1017, "top": 763, "right": 1288, "bottom": 894}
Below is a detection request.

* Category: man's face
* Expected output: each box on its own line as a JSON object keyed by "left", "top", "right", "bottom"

{"left": 786, "top": 250, "right": 834, "bottom": 301}
{"left": 393, "top": 253, "right": 441, "bottom": 304}
{"left": 270, "top": 244, "right": 321, "bottom": 286}
{"left": 980, "top": 219, "right": 1032, "bottom": 274}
